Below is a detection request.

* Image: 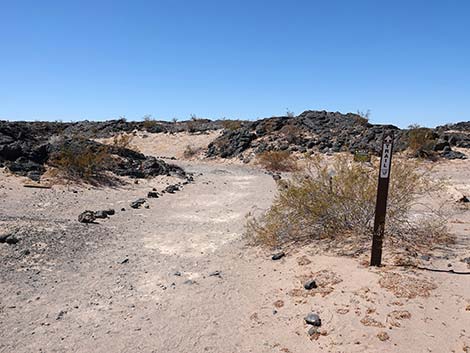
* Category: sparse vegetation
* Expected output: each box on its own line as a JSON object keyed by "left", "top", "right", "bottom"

{"left": 183, "top": 145, "right": 199, "bottom": 158}
{"left": 286, "top": 109, "right": 295, "bottom": 118}
{"left": 112, "top": 133, "right": 138, "bottom": 151}
{"left": 256, "top": 150, "right": 298, "bottom": 172}
{"left": 353, "top": 150, "right": 371, "bottom": 163}
{"left": 48, "top": 140, "right": 113, "bottom": 182}
{"left": 355, "top": 109, "right": 371, "bottom": 125}
{"left": 221, "top": 119, "right": 243, "bottom": 131}
{"left": 142, "top": 115, "right": 158, "bottom": 130}
{"left": 246, "top": 154, "right": 450, "bottom": 256}
{"left": 407, "top": 124, "right": 437, "bottom": 159}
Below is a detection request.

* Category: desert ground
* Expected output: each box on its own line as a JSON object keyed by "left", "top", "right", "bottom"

{"left": 1, "top": 132, "right": 470, "bottom": 353}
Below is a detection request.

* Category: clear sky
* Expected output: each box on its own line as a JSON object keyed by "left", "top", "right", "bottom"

{"left": 1, "top": 0, "right": 469, "bottom": 127}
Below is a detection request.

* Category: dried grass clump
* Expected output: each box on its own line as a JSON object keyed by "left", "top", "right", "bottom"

{"left": 379, "top": 272, "right": 437, "bottom": 298}
{"left": 183, "top": 145, "right": 199, "bottom": 159}
{"left": 221, "top": 120, "right": 243, "bottom": 131}
{"left": 246, "top": 154, "right": 450, "bottom": 256}
{"left": 256, "top": 150, "right": 298, "bottom": 172}
{"left": 386, "top": 310, "right": 411, "bottom": 327}
{"left": 289, "top": 270, "right": 342, "bottom": 298}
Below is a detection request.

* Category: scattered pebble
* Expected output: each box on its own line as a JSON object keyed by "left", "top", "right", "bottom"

{"left": 305, "top": 313, "right": 321, "bottom": 326}
{"left": 304, "top": 279, "right": 318, "bottom": 290}
{"left": 272, "top": 252, "right": 285, "bottom": 260}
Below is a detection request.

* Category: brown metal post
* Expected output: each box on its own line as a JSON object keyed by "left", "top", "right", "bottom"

{"left": 370, "top": 131, "right": 394, "bottom": 266}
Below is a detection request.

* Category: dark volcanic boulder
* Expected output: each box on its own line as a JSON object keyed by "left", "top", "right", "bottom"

{"left": 206, "top": 110, "right": 403, "bottom": 158}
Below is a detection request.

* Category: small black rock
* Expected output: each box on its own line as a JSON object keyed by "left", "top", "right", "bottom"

{"left": 130, "top": 198, "right": 146, "bottom": 209}
{"left": 304, "top": 279, "right": 318, "bottom": 290}
{"left": 305, "top": 313, "right": 321, "bottom": 326}
{"left": 272, "top": 252, "right": 285, "bottom": 260}
{"left": 5, "top": 235, "right": 19, "bottom": 245}
{"left": 458, "top": 196, "right": 470, "bottom": 203}
{"left": 147, "top": 191, "right": 159, "bottom": 198}
{"left": 94, "top": 210, "right": 108, "bottom": 219}
{"left": 78, "top": 210, "right": 96, "bottom": 223}
{"left": 420, "top": 255, "right": 431, "bottom": 261}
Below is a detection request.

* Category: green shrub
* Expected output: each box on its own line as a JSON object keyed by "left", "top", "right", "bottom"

{"left": 246, "top": 155, "right": 450, "bottom": 255}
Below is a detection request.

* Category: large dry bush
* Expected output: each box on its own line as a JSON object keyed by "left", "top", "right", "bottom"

{"left": 246, "top": 155, "right": 450, "bottom": 255}
{"left": 256, "top": 150, "right": 298, "bottom": 172}
{"left": 48, "top": 140, "right": 113, "bottom": 182}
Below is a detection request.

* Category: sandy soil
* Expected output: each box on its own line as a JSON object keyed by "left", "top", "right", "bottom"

{"left": 1, "top": 137, "right": 470, "bottom": 353}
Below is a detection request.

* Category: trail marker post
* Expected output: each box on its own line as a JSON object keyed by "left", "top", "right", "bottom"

{"left": 370, "top": 131, "right": 394, "bottom": 266}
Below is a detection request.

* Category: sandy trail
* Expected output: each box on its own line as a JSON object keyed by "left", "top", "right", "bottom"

{"left": 1, "top": 157, "right": 470, "bottom": 353}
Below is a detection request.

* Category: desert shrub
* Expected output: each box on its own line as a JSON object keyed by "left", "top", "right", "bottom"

{"left": 246, "top": 155, "right": 449, "bottom": 255}
{"left": 183, "top": 145, "right": 199, "bottom": 158}
{"left": 355, "top": 110, "right": 371, "bottom": 125}
{"left": 143, "top": 115, "right": 157, "bottom": 130}
{"left": 353, "top": 150, "right": 371, "bottom": 163}
{"left": 111, "top": 134, "right": 140, "bottom": 151}
{"left": 256, "top": 151, "right": 298, "bottom": 172}
{"left": 49, "top": 141, "right": 112, "bottom": 181}
{"left": 406, "top": 124, "right": 437, "bottom": 159}
{"left": 221, "top": 119, "right": 243, "bottom": 131}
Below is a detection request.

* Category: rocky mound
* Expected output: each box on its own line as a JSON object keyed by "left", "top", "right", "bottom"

{"left": 207, "top": 110, "right": 470, "bottom": 160}
{"left": 0, "top": 121, "right": 184, "bottom": 181}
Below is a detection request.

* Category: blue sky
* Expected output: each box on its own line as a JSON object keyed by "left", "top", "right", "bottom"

{"left": 1, "top": 0, "right": 469, "bottom": 127}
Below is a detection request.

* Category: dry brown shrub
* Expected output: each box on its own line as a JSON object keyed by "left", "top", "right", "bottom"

{"left": 49, "top": 142, "right": 113, "bottom": 182}
{"left": 256, "top": 150, "right": 298, "bottom": 172}
{"left": 183, "top": 145, "right": 200, "bottom": 159}
{"left": 296, "top": 255, "right": 312, "bottom": 266}
{"left": 112, "top": 134, "right": 139, "bottom": 151}
{"left": 221, "top": 120, "right": 243, "bottom": 131}
{"left": 377, "top": 331, "right": 390, "bottom": 341}
{"left": 142, "top": 115, "right": 157, "bottom": 130}
{"left": 386, "top": 310, "right": 411, "bottom": 327}
{"left": 246, "top": 154, "right": 451, "bottom": 256}
{"left": 360, "top": 316, "right": 385, "bottom": 328}
{"left": 379, "top": 272, "right": 437, "bottom": 298}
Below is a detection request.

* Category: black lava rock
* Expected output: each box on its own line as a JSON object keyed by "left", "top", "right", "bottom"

{"left": 94, "top": 210, "right": 109, "bottom": 219}
{"left": 78, "top": 210, "right": 96, "bottom": 223}
{"left": 130, "top": 198, "right": 146, "bottom": 209}
{"left": 147, "top": 191, "right": 159, "bottom": 198}
{"left": 304, "top": 279, "right": 318, "bottom": 290}
{"left": 304, "top": 313, "right": 322, "bottom": 326}
{"left": 272, "top": 252, "right": 285, "bottom": 260}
